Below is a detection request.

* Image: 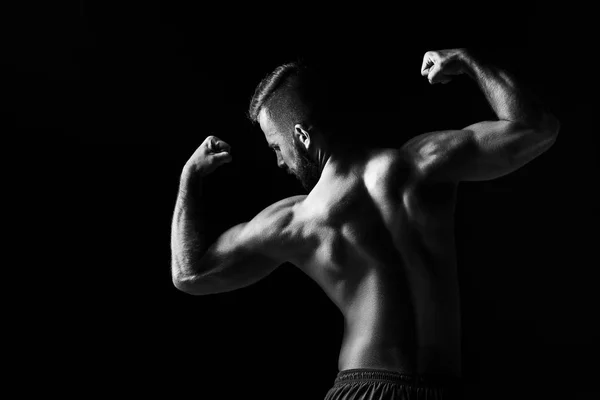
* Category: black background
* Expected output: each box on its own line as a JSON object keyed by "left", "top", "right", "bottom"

{"left": 6, "top": 2, "right": 599, "bottom": 399}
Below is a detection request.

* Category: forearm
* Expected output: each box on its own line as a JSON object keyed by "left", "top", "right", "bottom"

{"left": 170, "top": 166, "right": 208, "bottom": 283}
{"left": 460, "top": 50, "right": 558, "bottom": 131}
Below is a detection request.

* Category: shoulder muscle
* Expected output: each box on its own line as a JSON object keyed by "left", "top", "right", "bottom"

{"left": 239, "top": 195, "right": 306, "bottom": 259}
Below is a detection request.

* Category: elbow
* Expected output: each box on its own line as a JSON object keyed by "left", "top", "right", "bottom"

{"left": 172, "top": 274, "right": 206, "bottom": 296}
{"left": 171, "top": 270, "right": 189, "bottom": 293}
{"left": 172, "top": 273, "right": 190, "bottom": 294}
{"left": 171, "top": 262, "right": 206, "bottom": 296}
{"left": 539, "top": 112, "right": 561, "bottom": 139}
{"left": 526, "top": 112, "right": 560, "bottom": 154}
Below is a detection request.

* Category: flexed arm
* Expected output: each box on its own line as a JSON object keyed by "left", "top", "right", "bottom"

{"left": 404, "top": 48, "right": 560, "bottom": 182}
{"left": 171, "top": 136, "right": 303, "bottom": 295}
{"left": 170, "top": 136, "right": 234, "bottom": 289}
{"left": 422, "top": 49, "right": 550, "bottom": 125}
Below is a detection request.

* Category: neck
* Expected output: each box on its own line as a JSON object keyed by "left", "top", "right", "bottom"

{"left": 320, "top": 143, "right": 368, "bottom": 177}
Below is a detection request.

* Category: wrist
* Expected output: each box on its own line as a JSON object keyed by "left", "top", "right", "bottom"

{"left": 458, "top": 48, "right": 492, "bottom": 81}
{"left": 182, "top": 160, "right": 209, "bottom": 179}
{"left": 456, "top": 48, "right": 477, "bottom": 78}
{"left": 180, "top": 164, "right": 204, "bottom": 196}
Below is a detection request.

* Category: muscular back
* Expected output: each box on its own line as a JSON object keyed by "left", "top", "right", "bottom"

{"left": 173, "top": 49, "right": 559, "bottom": 379}
{"left": 287, "top": 148, "right": 462, "bottom": 377}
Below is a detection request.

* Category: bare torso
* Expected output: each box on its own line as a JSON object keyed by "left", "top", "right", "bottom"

{"left": 286, "top": 147, "right": 462, "bottom": 378}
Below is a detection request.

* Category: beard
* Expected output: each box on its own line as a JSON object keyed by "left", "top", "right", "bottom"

{"left": 292, "top": 140, "right": 321, "bottom": 192}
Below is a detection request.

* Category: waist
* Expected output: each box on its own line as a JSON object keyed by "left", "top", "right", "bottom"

{"left": 332, "top": 368, "right": 463, "bottom": 389}
{"left": 338, "top": 333, "right": 462, "bottom": 377}
{"left": 338, "top": 334, "right": 416, "bottom": 373}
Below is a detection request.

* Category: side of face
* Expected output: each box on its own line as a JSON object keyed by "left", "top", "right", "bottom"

{"left": 258, "top": 108, "right": 296, "bottom": 172}
{"left": 257, "top": 108, "right": 322, "bottom": 191}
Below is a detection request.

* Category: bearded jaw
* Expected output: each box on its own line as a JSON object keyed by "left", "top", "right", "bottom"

{"left": 285, "top": 138, "right": 322, "bottom": 192}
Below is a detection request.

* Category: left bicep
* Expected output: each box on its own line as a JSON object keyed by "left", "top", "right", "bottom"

{"left": 181, "top": 197, "right": 302, "bottom": 295}
{"left": 187, "top": 223, "right": 281, "bottom": 295}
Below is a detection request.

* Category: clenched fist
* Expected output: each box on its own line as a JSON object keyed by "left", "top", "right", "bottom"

{"left": 185, "top": 135, "right": 232, "bottom": 176}
{"left": 421, "top": 49, "right": 468, "bottom": 85}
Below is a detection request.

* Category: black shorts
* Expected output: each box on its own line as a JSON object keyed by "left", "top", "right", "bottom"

{"left": 324, "top": 369, "right": 464, "bottom": 400}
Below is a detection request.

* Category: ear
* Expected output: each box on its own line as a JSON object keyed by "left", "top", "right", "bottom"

{"left": 294, "top": 124, "right": 311, "bottom": 150}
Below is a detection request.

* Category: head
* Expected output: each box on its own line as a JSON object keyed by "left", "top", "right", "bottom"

{"left": 248, "top": 62, "right": 334, "bottom": 191}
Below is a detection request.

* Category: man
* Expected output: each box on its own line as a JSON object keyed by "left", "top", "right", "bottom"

{"left": 170, "top": 48, "right": 559, "bottom": 399}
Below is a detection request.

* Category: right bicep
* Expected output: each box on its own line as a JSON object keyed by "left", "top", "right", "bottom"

{"left": 402, "top": 118, "right": 558, "bottom": 182}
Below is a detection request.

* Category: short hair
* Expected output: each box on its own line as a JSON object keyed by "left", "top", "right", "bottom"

{"left": 248, "top": 61, "right": 332, "bottom": 135}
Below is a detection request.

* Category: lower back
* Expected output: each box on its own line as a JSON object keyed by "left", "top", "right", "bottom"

{"left": 335, "top": 269, "right": 463, "bottom": 378}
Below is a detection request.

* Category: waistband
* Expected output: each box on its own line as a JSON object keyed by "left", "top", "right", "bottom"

{"left": 333, "top": 368, "right": 462, "bottom": 389}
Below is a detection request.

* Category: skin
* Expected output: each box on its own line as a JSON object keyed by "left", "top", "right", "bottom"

{"left": 171, "top": 49, "right": 560, "bottom": 379}
{"left": 262, "top": 114, "right": 323, "bottom": 192}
